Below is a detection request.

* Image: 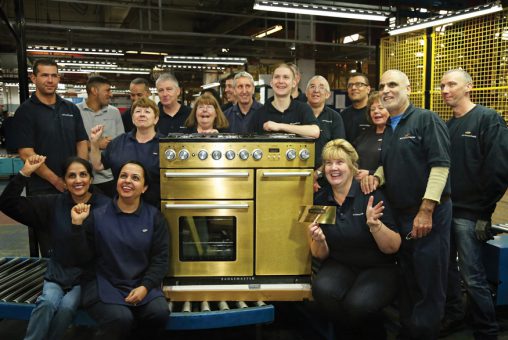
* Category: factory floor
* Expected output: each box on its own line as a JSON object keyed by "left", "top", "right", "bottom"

{"left": 1, "top": 179, "right": 508, "bottom": 339}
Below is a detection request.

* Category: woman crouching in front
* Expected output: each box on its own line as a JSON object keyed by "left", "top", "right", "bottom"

{"left": 71, "top": 160, "right": 169, "bottom": 340}
{"left": 309, "top": 139, "right": 401, "bottom": 340}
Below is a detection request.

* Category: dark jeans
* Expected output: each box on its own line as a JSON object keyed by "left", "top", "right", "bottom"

{"left": 312, "top": 258, "right": 399, "bottom": 339}
{"left": 445, "top": 217, "right": 499, "bottom": 339}
{"left": 396, "top": 200, "right": 452, "bottom": 340}
{"left": 87, "top": 296, "right": 169, "bottom": 340}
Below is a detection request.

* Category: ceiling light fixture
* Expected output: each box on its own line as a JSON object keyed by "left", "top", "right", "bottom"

{"left": 253, "top": 0, "right": 390, "bottom": 22}
{"left": 201, "top": 82, "right": 221, "bottom": 89}
{"left": 27, "top": 45, "right": 124, "bottom": 56}
{"left": 57, "top": 68, "right": 150, "bottom": 75}
{"left": 157, "top": 64, "right": 226, "bottom": 71}
{"left": 164, "top": 56, "right": 247, "bottom": 66}
{"left": 343, "top": 33, "right": 363, "bottom": 44}
{"left": 253, "top": 24, "right": 283, "bottom": 39}
{"left": 387, "top": 1, "right": 503, "bottom": 36}
{"left": 55, "top": 60, "right": 118, "bottom": 68}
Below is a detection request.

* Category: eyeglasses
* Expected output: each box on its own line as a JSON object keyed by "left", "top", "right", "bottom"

{"left": 308, "top": 84, "right": 328, "bottom": 92}
{"left": 347, "top": 82, "right": 368, "bottom": 89}
{"left": 197, "top": 104, "right": 214, "bottom": 111}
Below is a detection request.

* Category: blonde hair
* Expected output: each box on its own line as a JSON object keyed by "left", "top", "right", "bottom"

{"left": 185, "top": 93, "right": 229, "bottom": 129}
{"left": 321, "top": 139, "right": 359, "bottom": 176}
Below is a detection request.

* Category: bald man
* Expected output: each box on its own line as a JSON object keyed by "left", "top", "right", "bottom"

{"left": 361, "top": 70, "right": 452, "bottom": 340}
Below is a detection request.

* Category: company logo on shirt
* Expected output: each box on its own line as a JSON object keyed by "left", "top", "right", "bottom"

{"left": 461, "top": 131, "right": 477, "bottom": 138}
{"left": 289, "top": 122, "right": 301, "bottom": 125}
{"left": 352, "top": 212, "right": 364, "bottom": 216}
{"left": 399, "top": 133, "right": 416, "bottom": 140}
{"left": 142, "top": 228, "right": 148, "bottom": 233}
{"left": 61, "top": 113, "right": 74, "bottom": 117}
{"left": 321, "top": 119, "right": 333, "bottom": 124}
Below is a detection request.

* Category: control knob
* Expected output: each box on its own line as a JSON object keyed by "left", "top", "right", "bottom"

{"left": 165, "top": 149, "right": 176, "bottom": 161}
{"left": 197, "top": 150, "right": 208, "bottom": 160}
{"left": 178, "top": 149, "right": 190, "bottom": 160}
{"left": 286, "top": 149, "right": 297, "bottom": 160}
{"left": 299, "top": 148, "right": 311, "bottom": 161}
{"left": 239, "top": 149, "right": 249, "bottom": 160}
{"left": 211, "top": 150, "right": 222, "bottom": 160}
{"left": 252, "top": 149, "right": 263, "bottom": 161}
{"left": 225, "top": 150, "right": 236, "bottom": 160}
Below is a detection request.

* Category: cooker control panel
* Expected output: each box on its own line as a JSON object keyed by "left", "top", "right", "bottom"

{"left": 160, "top": 142, "right": 314, "bottom": 168}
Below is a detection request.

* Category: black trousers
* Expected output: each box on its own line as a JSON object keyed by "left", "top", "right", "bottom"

{"left": 87, "top": 296, "right": 169, "bottom": 340}
{"left": 312, "top": 258, "right": 399, "bottom": 339}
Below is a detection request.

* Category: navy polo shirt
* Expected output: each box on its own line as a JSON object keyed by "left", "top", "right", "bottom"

{"left": 101, "top": 130, "right": 161, "bottom": 207}
{"left": 447, "top": 104, "right": 507, "bottom": 220}
{"left": 381, "top": 104, "right": 451, "bottom": 210}
{"left": 121, "top": 107, "right": 134, "bottom": 133}
{"left": 314, "top": 181, "right": 398, "bottom": 267}
{"left": 12, "top": 93, "right": 88, "bottom": 192}
{"left": 340, "top": 105, "right": 371, "bottom": 143}
{"left": 156, "top": 102, "right": 191, "bottom": 136}
{"left": 315, "top": 106, "right": 346, "bottom": 167}
{"left": 224, "top": 100, "right": 263, "bottom": 134}
{"left": 248, "top": 98, "right": 317, "bottom": 133}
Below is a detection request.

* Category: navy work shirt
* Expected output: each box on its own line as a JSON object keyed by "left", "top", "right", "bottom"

{"left": 224, "top": 100, "right": 263, "bottom": 134}
{"left": 156, "top": 102, "right": 191, "bottom": 136}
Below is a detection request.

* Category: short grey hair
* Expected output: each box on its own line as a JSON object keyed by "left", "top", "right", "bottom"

{"left": 443, "top": 68, "right": 473, "bottom": 84}
{"left": 156, "top": 72, "right": 179, "bottom": 88}
{"left": 233, "top": 71, "right": 255, "bottom": 87}
{"left": 306, "top": 75, "right": 330, "bottom": 92}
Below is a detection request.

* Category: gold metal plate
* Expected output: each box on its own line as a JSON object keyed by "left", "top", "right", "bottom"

{"left": 298, "top": 205, "right": 336, "bottom": 224}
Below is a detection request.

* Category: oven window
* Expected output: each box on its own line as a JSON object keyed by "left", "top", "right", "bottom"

{"left": 179, "top": 216, "right": 237, "bottom": 261}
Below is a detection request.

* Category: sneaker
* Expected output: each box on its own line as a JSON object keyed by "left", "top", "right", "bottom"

{"left": 439, "top": 318, "right": 465, "bottom": 338}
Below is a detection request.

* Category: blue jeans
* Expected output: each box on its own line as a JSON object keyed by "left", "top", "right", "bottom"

{"left": 447, "top": 217, "right": 499, "bottom": 339}
{"left": 396, "top": 200, "right": 452, "bottom": 340}
{"left": 24, "top": 280, "right": 81, "bottom": 340}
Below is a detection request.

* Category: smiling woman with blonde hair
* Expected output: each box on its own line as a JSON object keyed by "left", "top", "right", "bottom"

{"left": 309, "top": 138, "right": 401, "bottom": 339}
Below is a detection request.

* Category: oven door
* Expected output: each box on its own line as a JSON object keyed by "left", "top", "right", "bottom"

{"left": 160, "top": 169, "right": 254, "bottom": 200}
{"left": 255, "top": 169, "right": 313, "bottom": 275}
{"left": 162, "top": 200, "right": 254, "bottom": 277}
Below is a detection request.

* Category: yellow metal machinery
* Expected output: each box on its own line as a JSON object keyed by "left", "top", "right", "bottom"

{"left": 380, "top": 8, "right": 508, "bottom": 122}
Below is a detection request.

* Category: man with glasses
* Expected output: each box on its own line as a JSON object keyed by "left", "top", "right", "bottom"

{"left": 305, "top": 75, "right": 345, "bottom": 168}
{"left": 440, "top": 69, "right": 508, "bottom": 339}
{"left": 224, "top": 71, "right": 262, "bottom": 134}
{"left": 155, "top": 72, "right": 191, "bottom": 135}
{"left": 121, "top": 78, "right": 151, "bottom": 132}
{"left": 341, "top": 73, "right": 371, "bottom": 143}
{"left": 361, "top": 70, "right": 452, "bottom": 340}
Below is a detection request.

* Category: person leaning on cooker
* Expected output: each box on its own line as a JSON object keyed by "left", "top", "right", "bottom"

{"left": 340, "top": 72, "right": 372, "bottom": 143}
{"left": 439, "top": 69, "right": 508, "bottom": 339}
{"left": 155, "top": 72, "right": 191, "bottom": 135}
{"left": 247, "top": 63, "right": 320, "bottom": 139}
{"left": 121, "top": 77, "right": 152, "bottom": 133}
{"left": 0, "top": 155, "right": 109, "bottom": 340}
{"left": 361, "top": 70, "right": 452, "bottom": 340}
{"left": 89, "top": 97, "right": 162, "bottom": 208}
{"left": 223, "top": 71, "right": 262, "bottom": 134}
{"left": 78, "top": 75, "right": 124, "bottom": 197}
{"left": 309, "top": 139, "right": 400, "bottom": 339}
{"left": 70, "top": 160, "right": 169, "bottom": 340}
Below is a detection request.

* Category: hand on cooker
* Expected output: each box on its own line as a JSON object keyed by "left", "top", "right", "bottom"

{"left": 263, "top": 121, "right": 281, "bottom": 132}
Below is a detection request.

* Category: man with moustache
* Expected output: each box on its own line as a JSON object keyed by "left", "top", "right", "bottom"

{"left": 121, "top": 78, "right": 151, "bottom": 132}
{"left": 155, "top": 72, "right": 191, "bottom": 135}
{"left": 440, "top": 69, "right": 507, "bottom": 339}
{"left": 248, "top": 63, "right": 319, "bottom": 138}
{"left": 340, "top": 73, "right": 372, "bottom": 143}
{"left": 223, "top": 71, "right": 262, "bottom": 134}
{"left": 361, "top": 70, "right": 452, "bottom": 340}
{"left": 78, "top": 76, "right": 124, "bottom": 197}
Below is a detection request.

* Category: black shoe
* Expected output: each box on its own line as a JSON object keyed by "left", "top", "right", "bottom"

{"left": 439, "top": 319, "right": 465, "bottom": 338}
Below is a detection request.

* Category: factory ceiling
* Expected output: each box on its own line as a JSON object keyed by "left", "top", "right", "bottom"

{"left": 0, "top": 0, "right": 496, "bottom": 88}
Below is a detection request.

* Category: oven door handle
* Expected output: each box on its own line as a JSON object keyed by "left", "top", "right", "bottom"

{"left": 261, "top": 171, "right": 312, "bottom": 177}
{"left": 164, "top": 172, "right": 249, "bottom": 178}
{"left": 164, "top": 203, "right": 250, "bottom": 210}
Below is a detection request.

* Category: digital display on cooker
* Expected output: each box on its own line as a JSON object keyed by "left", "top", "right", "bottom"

{"left": 268, "top": 148, "right": 279, "bottom": 153}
